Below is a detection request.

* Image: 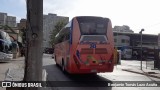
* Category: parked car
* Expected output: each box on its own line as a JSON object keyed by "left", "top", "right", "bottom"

{"left": 44, "top": 48, "right": 54, "bottom": 54}
{"left": 0, "top": 30, "right": 14, "bottom": 61}
{"left": 0, "top": 30, "right": 12, "bottom": 53}
{"left": 0, "top": 52, "right": 13, "bottom": 61}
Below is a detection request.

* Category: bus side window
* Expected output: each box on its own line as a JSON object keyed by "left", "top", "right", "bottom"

{"left": 63, "top": 33, "right": 70, "bottom": 42}
{"left": 63, "top": 27, "right": 70, "bottom": 41}
{"left": 56, "top": 33, "right": 63, "bottom": 43}
{"left": 59, "top": 34, "right": 64, "bottom": 43}
{"left": 65, "top": 27, "right": 70, "bottom": 40}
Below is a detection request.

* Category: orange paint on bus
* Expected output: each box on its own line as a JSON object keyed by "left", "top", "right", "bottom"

{"left": 54, "top": 16, "right": 114, "bottom": 74}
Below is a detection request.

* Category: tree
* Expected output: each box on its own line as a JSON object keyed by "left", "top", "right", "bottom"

{"left": 20, "top": 28, "right": 27, "bottom": 44}
{"left": 50, "top": 20, "right": 67, "bottom": 48}
{"left": 0, "top": 25, "right": 13, "bottom": 31}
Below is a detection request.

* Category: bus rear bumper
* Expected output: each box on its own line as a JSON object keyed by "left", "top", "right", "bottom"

{"left": 68, "top": 64, "right": 114, "bottom": 74}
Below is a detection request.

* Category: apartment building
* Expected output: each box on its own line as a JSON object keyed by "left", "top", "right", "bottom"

{"left": 43, "top": 13, "right": 69, "bottom": 48}
{"left": 0, "top": 12, "right": 16, "bottom": 27}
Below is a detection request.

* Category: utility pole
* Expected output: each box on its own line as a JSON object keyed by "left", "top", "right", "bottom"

{"left": 139, "top": 29, "right": 144, "bottom": 70}
{"left": 24, "top": 0, "right": 43, "bottom": 90}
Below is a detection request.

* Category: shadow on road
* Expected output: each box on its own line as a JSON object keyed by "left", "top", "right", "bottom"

{"left": 43, "top": 64, "right": 112, "bottom": 90}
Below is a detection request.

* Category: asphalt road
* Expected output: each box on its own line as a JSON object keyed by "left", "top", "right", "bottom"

{"left": 43, "top": 54, "right": 160, "bottom": 90}
{"left": 0, "top": 54, "right": 159, "bottom": 90}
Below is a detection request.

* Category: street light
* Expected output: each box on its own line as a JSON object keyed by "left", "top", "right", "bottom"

{"left": 139, "top": 29, "right": 144, "bottom": 70}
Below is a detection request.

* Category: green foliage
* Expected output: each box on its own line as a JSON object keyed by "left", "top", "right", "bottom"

{"left": 50, "top": 20, "right": 67, "bottom": 47}
{"left": 20, "top": 29, "right": 26, "bottom": 44}
{"left": 0, "top": 25, "right": 15, "bottom": 32}
{"left": 0, "top": 25, "right": 8, "bottom": 30}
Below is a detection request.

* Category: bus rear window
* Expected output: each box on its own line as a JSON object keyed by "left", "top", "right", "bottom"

{"left": 80, "top": 35, "right": 107, "bottom": 43}
{"left": 77, "top": 17, "right": 108, "bottom": 35}
{"left": 80, "top": 23, "right": 106, "bottom": 35}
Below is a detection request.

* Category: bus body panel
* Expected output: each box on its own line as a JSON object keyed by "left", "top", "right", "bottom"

{"left": 68, "top": 17, "right": 81, "bottom": 73}
{"left": 54, "top": 41, "right": 70, "bottom": 66}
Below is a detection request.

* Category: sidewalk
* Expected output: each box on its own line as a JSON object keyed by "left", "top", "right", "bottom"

{"left": 0, "top": 57, "right": 24, "bottom": 90}
{"left": 118, "top": 60, "right": 160, "bottom": 79}
{"left": 3, "top": 56, "right": 50, "bottom": 90}
{"left": 5, "top": 57, "right": 24, "bottom": 80}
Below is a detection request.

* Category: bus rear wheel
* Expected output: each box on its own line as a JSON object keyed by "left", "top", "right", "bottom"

{"left": 54, "top": 56, "right": 58, "bottom": 66}
{"left": 62, "top": 60, "right": 66, "bottom": 73}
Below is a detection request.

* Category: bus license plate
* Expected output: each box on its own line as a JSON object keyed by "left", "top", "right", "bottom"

{"left": 91, "top": 69, "right": 97, "bottom": 73}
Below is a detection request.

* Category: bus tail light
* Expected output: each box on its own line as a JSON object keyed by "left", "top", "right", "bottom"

{"left": 95, "top": 48, "right": 108, "bottom": 54}
{"left": 108, "top": 54, "right": 114, "bottom": 64}
{"left": 108, "top": 60, "right": 112, "bottom": 64}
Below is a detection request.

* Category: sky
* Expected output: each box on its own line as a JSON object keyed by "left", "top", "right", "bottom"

{"left": 0, "top": 0, "right": 160, "bottom": 35}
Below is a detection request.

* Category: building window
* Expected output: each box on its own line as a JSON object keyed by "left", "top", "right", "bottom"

{"left": 114, "top": 39, "right": 117, "bottom": 42}
{"left": 121, "top": 39, "right": 125, "bottom": 43}
{"left": 126, "top": 40, "right": 130, "bottom": 43}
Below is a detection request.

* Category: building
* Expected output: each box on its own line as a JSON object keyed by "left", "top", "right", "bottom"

{"left": 17, "top": 19, "right": 26, "bottom": 30}
{"left": 113, "top": 25, "right": 159, "bottom": 59}
{"left": 6, "top": 16, "right": 16, "bottom": 27}
{"left": 113, "top": 25, "right": 134, "bottom": 33}
{"left": 0, "top": 12, "right": 7, "bottom": 25}
{"left": 0, "top": 12, "right": 16, "bottom": 27}
{"left": 114, "top": 32, "right": 158, "bottom": 59}
{"left": 0, "top": 27, "right": 22, "bottom": 43}
{"left": 158, "top": 33, "right": 160, "bottom": 48}
{"left": 43, "top": 13, "right": 69, "bottom": 48}
{"left": 0, "top": 12, "right": 21, "bottom": 43}
{"left": 114, "top": 35, "right": 130, "bottom": 47}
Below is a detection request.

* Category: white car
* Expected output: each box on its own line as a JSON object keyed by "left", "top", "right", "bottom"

{"left": 0, "top": 52, "right": 13, "bottom": 62}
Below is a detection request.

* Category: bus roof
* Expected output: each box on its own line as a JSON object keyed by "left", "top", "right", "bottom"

{"left": 74, "top": 16, "right": 110, "bottom": 19}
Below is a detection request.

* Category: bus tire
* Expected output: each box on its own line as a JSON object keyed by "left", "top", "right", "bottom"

{"left": 91, "top": 73, "right": 97, "bottom": 75}
{"left": 62, "top": 59, "right": 66, "bottom": 73}
{"left": 55, "top": 56, "right": 58, "bottom": 66}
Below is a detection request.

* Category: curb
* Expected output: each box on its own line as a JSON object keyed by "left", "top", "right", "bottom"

{"left": 122, "top": 69, "right": 160, "bottom": 79}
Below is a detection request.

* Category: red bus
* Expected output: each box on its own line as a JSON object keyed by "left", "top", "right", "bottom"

{"left": 54, "top": 16, "right": 114, "bottom": 74}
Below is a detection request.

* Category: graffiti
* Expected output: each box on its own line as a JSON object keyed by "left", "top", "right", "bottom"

{"left": 84, "top": 55, "right": 98, "bottom": 64}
